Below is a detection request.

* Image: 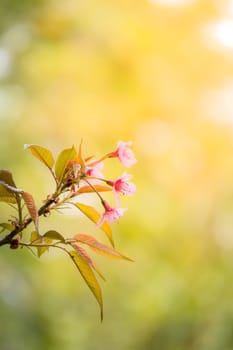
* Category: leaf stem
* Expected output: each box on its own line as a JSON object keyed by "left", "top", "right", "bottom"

{"left": 82, "top": 178, "right": 104, "bottom": 203}
{"left": 16, "top": 195, "right": 23, "bottom": 229}
{"left": 50, "top": 168, "right": 59, "bottom": 187}
{"left": 19, "top": 241, "right": 68, "bottom": 253}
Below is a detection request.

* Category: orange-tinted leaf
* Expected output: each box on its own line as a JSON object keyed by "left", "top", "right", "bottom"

{"left": 55, "top": 146, "right": 77, "bottom": 183}
{"left": 73, "top": 202, "right": 114, "bottom": 247}
{"left": 72, "top": 243, "right": 105, "bottom": 280}
{"left": 43, "top": 230, "right": 65, "bottom": 243}
{"left": 24, "top": 144, "right": 54, "bottom": 169}
{"left": 76, "top": 185, "right": 112, "bottom": 194}
{"left": 85, "top": 155, "right": 95, "bottom": 162}
{"left": 22, "top": 192, "right": 39, "bottom": 230}
{"left": 73, "top": 140, "right": 85, "bottom": 173}
{"left": 69, "top": 250, "right": 103, "bottom": 320}
{"left": 73, "top": 234, "right": 133, "bottom": 261}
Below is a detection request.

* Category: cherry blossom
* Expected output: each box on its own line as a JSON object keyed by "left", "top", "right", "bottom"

{"left": 85, "top": 161, "right": 104, "bottom": 182}
{"left": 97, "top": 200, "right": 128, "bottom": 227}
{"left": 107, "top": 172, "right": 136, "bottom": 206}
{"left": 78, "top": 162, "right": 104, "bottom": 188}
{"left": 110, "top": 140, "right": 137, "bottom": 168}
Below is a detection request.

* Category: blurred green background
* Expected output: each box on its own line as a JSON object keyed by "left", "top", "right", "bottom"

{"left": 1, "top": 0, "right": 233, "bottom": 349}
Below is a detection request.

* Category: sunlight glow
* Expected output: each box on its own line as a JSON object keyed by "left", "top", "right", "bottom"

{"left": 150, "top": 0, "right": 194, "bottom": 6}
{"left": 205, "top": 19, "right": 233, "bottom": 49}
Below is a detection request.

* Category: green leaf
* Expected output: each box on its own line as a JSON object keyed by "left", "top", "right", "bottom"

{"left": 0, "top": 181, "right": 23, "bottom": 194}
{"left": 0, "top": 169, "right": 17, "bottom": 187}
{"left": 69, "top": 250, "right": 103, "bottom": 320}
{"left": 30, "top": 231, "right": 41, "bottom": 243}
{"left": 30, "top": 231, "right": 52, "bottom": 257}
{"left": 0, "top": 183, "right": 17, "bottom": 203}
{"left": 22, "top": 192, "right": 39, "bottom": 231}
{"left": 73, "top": 202, "right": 114, "bottom": 247}
{"left": 0, "top": 223, "right": 14, "bottom": 233}
{"left": 73, "top": 234, "right": 133, "bottom": 261}
{"left": 55, "top": 146, "right": 77, "bottom": 183}
{"left": 43, "top": 230, "right": 65, "bottom": 243}
{"left": 0, "top": 176, "right": 23, "bottom": 203}
{"left": 24, "top": 144, "right": 54, "bottom": 169}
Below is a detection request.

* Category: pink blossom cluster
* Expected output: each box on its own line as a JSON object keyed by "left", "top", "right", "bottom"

{"left": 84, "top": 140, "right": 137, "bottom": 226}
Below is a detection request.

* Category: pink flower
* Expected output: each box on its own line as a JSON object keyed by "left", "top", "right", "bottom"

{"left": 110, "top": 140, "right": 137, "bottom": 168}
{"left": 108, "top": 172, "right": 136, "bottom": 206}
{"left": 81, "top": 161, "right": 104, "bottom": 185}
{"left": 97, "top": 200, "right": 128, "bottom": 227}
{"left": 86, "top": 161, "right": 104, "bottom": 179}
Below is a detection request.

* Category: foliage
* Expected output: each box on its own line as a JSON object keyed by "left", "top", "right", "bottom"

{"left": 0, "top": 141, "right": 136, "bottom": 320}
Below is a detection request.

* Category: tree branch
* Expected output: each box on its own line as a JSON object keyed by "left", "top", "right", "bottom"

{"left": 0, "top": 198, "right": 55, "bottom": 247}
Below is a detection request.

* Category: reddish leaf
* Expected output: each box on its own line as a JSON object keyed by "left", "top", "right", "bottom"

{"left": 73, "top": 234, "right": 133, "bottom": 261}
{"left": 73, "top": 202, "right": 114, "bottom": 247}
{"left": 69, "top": 250, "right": 103, "bottom": 320}
{"left": 22, "top": 192, "right": 39, "bottom": 230}
{"left": 72, "top": 243, "right": 105, "bottom": 280}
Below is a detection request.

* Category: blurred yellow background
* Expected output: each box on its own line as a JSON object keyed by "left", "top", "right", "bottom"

{"left": 1, "top": 0, "right": 233, "bottom": 349}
